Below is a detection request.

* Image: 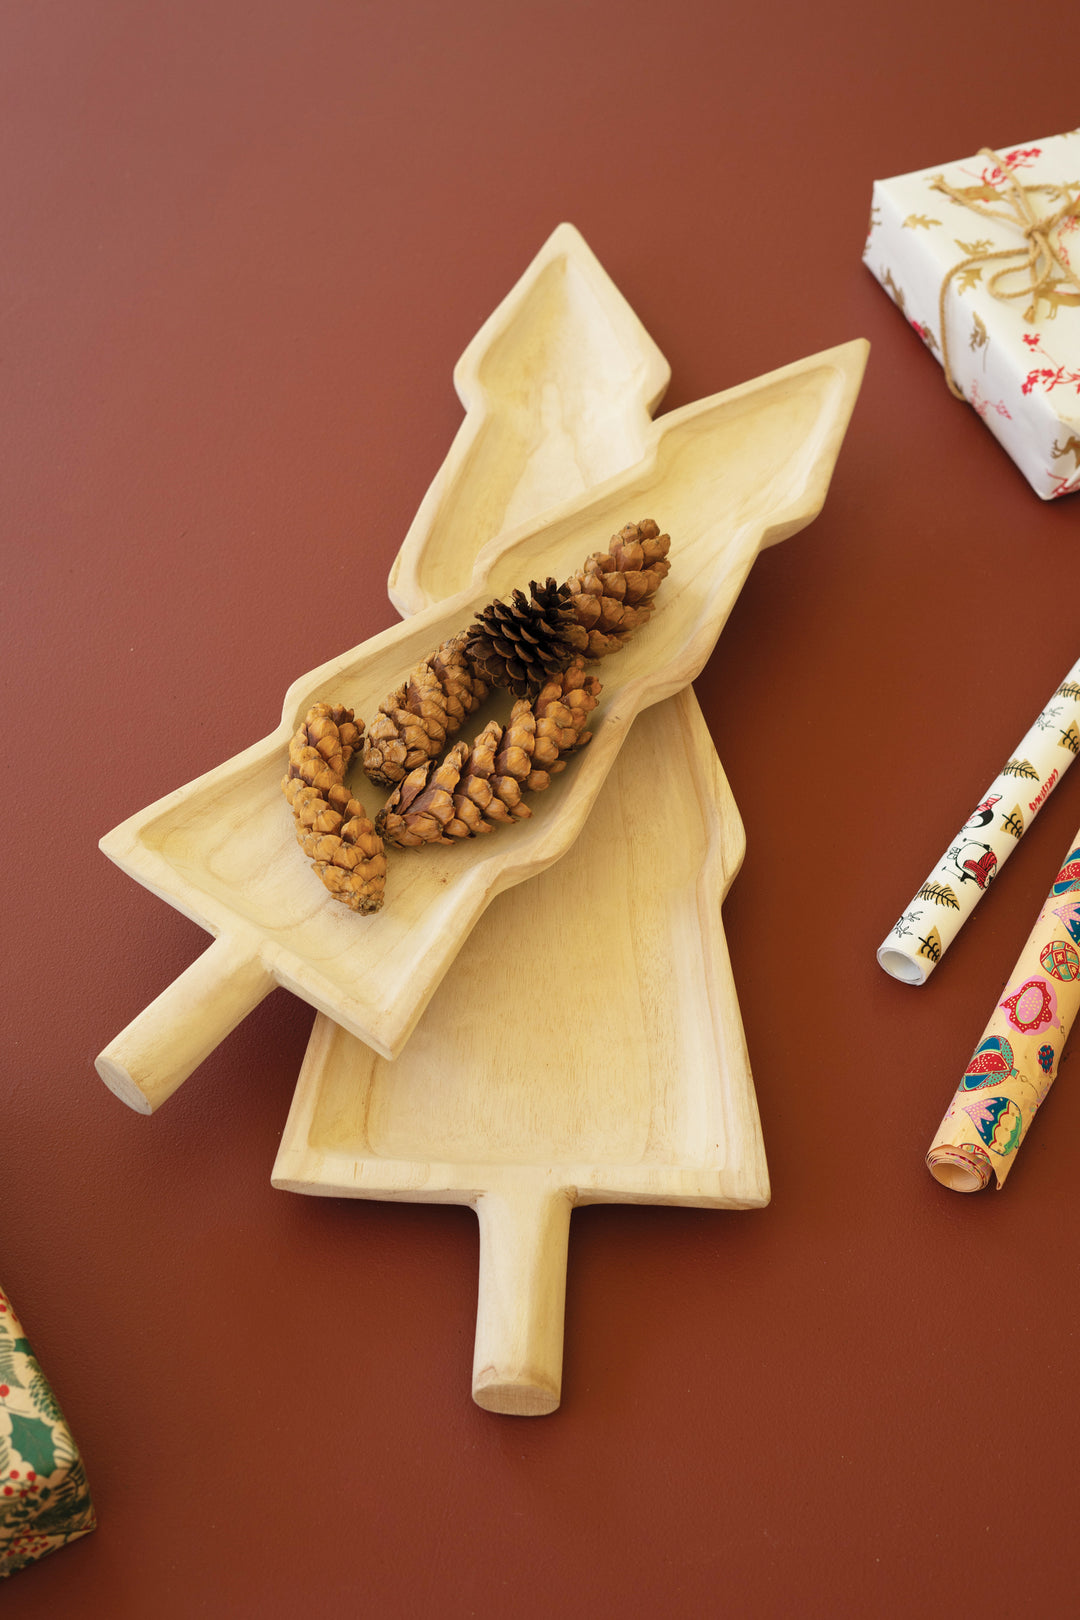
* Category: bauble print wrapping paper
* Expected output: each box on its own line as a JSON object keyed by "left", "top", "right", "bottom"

{"left": 0, "top": 1286, "right": 95, "bottom": 1578}
{"left": 864, "top": 130, "right": 1080, "bottom": 499}
{"left": 927, "top": 829, "right": 1080, "bottom": 1191}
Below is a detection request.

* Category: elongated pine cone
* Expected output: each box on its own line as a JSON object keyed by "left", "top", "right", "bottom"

{"left": 376, "top": 659, "right": 601, "bottom": 847}
{"left": 362, "top": 631, "right": 489, "bottom": 788}
{"left": 463, "top": 576, "right": 581, "bottom": 698}
{"left": 560, "top": 518, "right": 670, "bottom": 658}
{"left": 282, "top": 703, "right": 386, "bottom": 913}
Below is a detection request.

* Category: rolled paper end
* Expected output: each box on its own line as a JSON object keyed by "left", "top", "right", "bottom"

{"left": 877, "top": 942, "right": 931, "bottom": 985}
{"left": 876, "top": 657, "right": 1080, "bottom": 988}
{"left": 926, "top": 1142, "right": 995, "bottom": 1193}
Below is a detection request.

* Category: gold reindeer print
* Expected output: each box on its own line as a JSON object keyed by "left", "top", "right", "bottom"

{"left": 880, "top": 267, "right": 906, "bottom": 312}
{"left": 1029, "top": 285, "right": 1080, "bottom": 320}
{"left": 930, "top": 175, "right": 1003, "bottom": 205}
{"left": 903, "top": 213, "right": 941, "bottom": 230}
{"left": 1052, "top": 436, "right": 1080, "bottom": 469}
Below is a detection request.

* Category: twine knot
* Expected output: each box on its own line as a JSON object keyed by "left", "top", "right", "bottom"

{"left": 930, "top": 146, "right": 1080, "bottom": 398}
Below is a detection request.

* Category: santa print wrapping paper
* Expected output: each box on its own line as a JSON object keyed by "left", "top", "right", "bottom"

{"left": 864, "top": 130, "right": 1080, "bottom": 498}
{"left": 878, "top": 658, "right": 1080, "bottom": 984}
{"left": 0, "top": 1287, "right": 95, "bottom": 1578}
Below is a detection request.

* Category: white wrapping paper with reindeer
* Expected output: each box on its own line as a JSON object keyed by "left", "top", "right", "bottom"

{"left": 863, "top": 130, "right": 1080, "bottom": 499}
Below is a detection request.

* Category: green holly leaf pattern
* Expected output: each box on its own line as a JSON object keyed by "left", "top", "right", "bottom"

{"left": 28, "top": 1368, "right": 64, "bottom": 1426}
{"left": 6, "top": 1412, "right": 58, "bottom": 1478}
{"left": 0, "top": 1337, "right": 26, "bottom": 1391}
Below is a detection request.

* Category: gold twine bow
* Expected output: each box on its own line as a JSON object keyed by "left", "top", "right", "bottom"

{"left": 930, "top": 146, "right": 1080, "bottom": 398}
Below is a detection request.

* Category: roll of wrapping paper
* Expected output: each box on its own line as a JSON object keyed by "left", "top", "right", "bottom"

{"left": 878, "top": 658, "right": 1080, "bottom": 985}
{"left": 926, "top": 826, "right": 1080, "bottom": 1191}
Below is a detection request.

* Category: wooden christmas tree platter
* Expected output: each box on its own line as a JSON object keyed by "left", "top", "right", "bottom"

{"left": 97, "top": 233, "right": 867, "bottom": 1122}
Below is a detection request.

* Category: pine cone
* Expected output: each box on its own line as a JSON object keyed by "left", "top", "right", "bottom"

{"left": 285, "top": 700, "right": 364, "bottom": 781}
{"left": 561, "top": 518, "right": 670, "bottom": 658}
{"left": 463, "top": 576, "right": 581, "bottom": 698}
{"left": 377, "top": 659, "right": 601, "bottom": 847}
{"left": 282, "top": 703, "right": 386, "bottom": 913}
{"left": 362, "top": 632, "right": 489, "bottom": 787}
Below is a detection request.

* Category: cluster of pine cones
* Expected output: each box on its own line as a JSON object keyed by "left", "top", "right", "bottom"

{"left": 281, "top": 519, "right": 670, "bottom": 914}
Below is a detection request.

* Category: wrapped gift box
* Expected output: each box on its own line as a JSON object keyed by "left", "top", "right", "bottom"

{"left": 0, "top": 1287, "right": 95, "bottom": 1578}
{"left": 864, "top": 130, "right": 1080, "bottom": 499}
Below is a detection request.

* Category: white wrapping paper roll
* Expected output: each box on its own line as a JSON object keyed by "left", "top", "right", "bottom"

{"left": 878, "top": 659, "right": 1080, "bottom": 984}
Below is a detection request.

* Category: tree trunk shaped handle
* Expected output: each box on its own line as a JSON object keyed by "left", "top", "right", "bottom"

{"left": 472, "top": 1189, "right": 573, "bottom": 1416}
{"left": 95, "top": 936, "right": 275, "bottom": 1113}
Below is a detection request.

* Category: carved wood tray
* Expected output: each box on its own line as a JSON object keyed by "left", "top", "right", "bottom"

{"left": 95, "top": 227, "right": 866, "bottom": 1117}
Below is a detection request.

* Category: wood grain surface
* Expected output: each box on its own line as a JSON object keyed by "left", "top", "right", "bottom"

{"left": 4, "top": 2, "right": 1080, "bottom": 1615}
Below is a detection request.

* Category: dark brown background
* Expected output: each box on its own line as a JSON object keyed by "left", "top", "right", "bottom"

{"left": 3, "top": 1, "right": 1078, "bottom": 1614}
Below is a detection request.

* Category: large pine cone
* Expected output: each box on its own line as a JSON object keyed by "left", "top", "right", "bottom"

{"left": 282, "top": 703, "right": 386, "bottom": 913}
{"left": 463, "top": 576, "right": 582, "bottom": 698}
{"left": 377, "top": 659, "right": 601, "bottom": 847}
{"left": 361, "top": 632, "right": 489, "bottom": 787}
{"left": 561, "top": 518, "right": 670, "bottom": 658}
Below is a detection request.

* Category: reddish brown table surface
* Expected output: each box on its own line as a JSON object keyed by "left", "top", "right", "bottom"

{"left": 4, "top": 2, "right": 1079, "bottom": 1614}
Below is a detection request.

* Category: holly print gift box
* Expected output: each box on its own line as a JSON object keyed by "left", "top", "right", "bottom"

{"left": 864, "top": 129, "right": 1080, "bottom": 498}
{"left": 0, "top": 1287, "right": 95, "bottom": 1578}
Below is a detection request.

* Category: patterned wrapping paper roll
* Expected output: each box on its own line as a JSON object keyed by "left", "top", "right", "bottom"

{"left": 926, "top": 827, "right": 1080, "bottom": 1191}
{"left": 878, "top": 659, "right": 1080, "bottom": 985}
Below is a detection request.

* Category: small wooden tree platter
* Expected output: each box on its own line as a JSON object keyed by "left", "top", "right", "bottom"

{"left": 96, "top": 235, "right": 867, "bottom": 1118}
